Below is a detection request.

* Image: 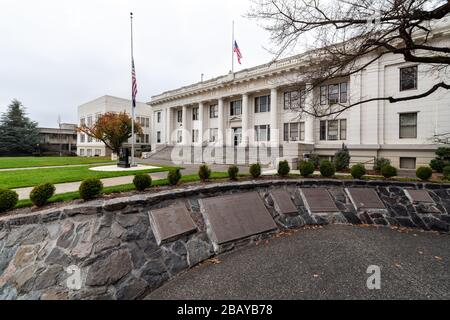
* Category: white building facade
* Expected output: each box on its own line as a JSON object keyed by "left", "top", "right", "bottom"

{"left": 77, "top": 95, "right": 151, "bottom": 157}
{"left": 148, "top": 26, "right": 450, "bottom": 169}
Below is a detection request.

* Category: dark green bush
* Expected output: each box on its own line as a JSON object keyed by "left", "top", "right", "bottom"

{"left": 168, "top": 169, "right": 182, "bottom": 186}
{"left": 416, "top": 167, "right": 433, "bottom": 181}
{"left": 381, "top": 165, "right": 397, "bottom": 179}
{"left": 278, "top": 160, "right": 290, "bottom": 177}
{"left": 299, "top": 161, "right": 315, "bottom": 177}
{"left": 79, "top": 178, "right": 103, "bottom": 201}
{"left": 198, "top": 164, "right": 211, "bottom": 182}
{"left": 320, "top": 160, "right": 336, "bottom": 177}
{"left": 351, "top": 164, "right": 366, "bottom": 179}
{"left": 308, "top": 154, "right": 320, "bottom": 169}
{"left": 0, "top": 189, "right": 19, "bottom": 213}
{"left": 430, "top": 159, "right": 447, "bottom": 173}
{"left": 228, "top": 165, "right": 239, "bottom": 180}
{"left": 374, "top": 157, "right": 391, "bottom": 172}
{"left": 30, "top": 183, "right": 55, "bottom": 207}
{"left": 443, "top": 166, "right": 450, "bottom": 180}
{"left": 334, "top": 145, "right": 350, "bottom": 171}
{"left": 249, "top": 163, "right": 261, "bottom": 179}
{"left": 133, "top": 174, "right": 152, "bottom": 191}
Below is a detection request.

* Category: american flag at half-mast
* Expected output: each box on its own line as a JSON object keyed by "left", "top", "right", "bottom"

{"left": 234, "top": 40, "right": 243, "bottom": 65}
{"left": 131, "top": 58, "right": 138, "bottom": 107}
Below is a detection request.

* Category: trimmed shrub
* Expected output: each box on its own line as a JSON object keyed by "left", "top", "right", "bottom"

{"left": 443, "top": 166, "right": 450, "bottom": 180}
{"left": 299, "top": 161, "right": 315, "bottom": 177}
{"left": 430, "top": 159, "right": 447, "bottom": 173}
{"left": 351, "top": 164, "right": 366, "bottom": 179}
{"left": 249, "top": 163, "right": 261, "bottom": 179}
{"left": 168, "top": 169, "right": 182, "bottom": 186}
{"left": 334, "top": 145, "right": 350, "bottom": 171}
{"left": 79, "top": 178, "right": 103, "bottom": 201}
{"left": 30, "top": 183, "right": 55, "bottom": 207}
{"left": 320, "top": 160, "right": 336, "bottom": 177}
{"left": 381, "top": 165, "right": 397, "bottom": 179}
{"left": 133, "top": 174, "right": 152, "bottom": 191}
{"left": 416, "top": 167, "right": 433, "bottom": 181}
{"left": 0, "top": 189, "right": 19, "bottom": 213}
{"left": 228, "top": 165, "right": 239, "bottom": 181}
{"left": 374, "top": 157, "right": 391, "bottom": 172}
{"left": 198, "top": 164, "right": 211, "bottom": 182}
{"left": 278, "top": 160, "right": 290, "bottom": 177}
{"left": 308, "top": 154, "right": 320, "bottom": 169}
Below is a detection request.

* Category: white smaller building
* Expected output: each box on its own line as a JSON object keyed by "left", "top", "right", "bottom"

{"left": 77, "top": 95, "right": 151, "bottom": 157}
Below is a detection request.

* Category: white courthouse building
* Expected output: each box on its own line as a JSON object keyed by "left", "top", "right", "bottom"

{"left": 149, "top": 24, "right": 450, "bottom": 169}
{"left": 77, "top": 95, "right": 151, "bottom": 157}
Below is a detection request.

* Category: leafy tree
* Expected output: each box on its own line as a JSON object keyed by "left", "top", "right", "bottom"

{"left": 0, "top": 99, "right": 39, "bottom": 156}
{"left": 77, "top": 112, "right": 142, "bottom": 155}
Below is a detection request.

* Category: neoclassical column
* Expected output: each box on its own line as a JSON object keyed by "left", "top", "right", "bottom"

{"left": 198, "top": 102, "right": 204, "bottom": 145}
{"left": 218, "top": 98, "right": 224, "bottom": 146}
{"left": 270, "top": 88, "right": 279, "bottom": 146}
{"left": 304, "top": 84, "right": 315, "bottom": 144}
{"left": 241, "top": 93, "right": 249, "bottom": 146}
{"left": 166, "top": 107, "right": 173, "bottom": 145}
{"left": 182, "top": 105, "right": 188, "bottom": 145}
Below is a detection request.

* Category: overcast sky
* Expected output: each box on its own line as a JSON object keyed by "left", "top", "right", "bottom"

{"left": 0, "top": 0, "right": 274, "bottom": 127}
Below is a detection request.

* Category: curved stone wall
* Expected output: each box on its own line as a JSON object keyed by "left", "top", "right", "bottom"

{"left": 0, "top": 179, "right": 449, "bottom": 300}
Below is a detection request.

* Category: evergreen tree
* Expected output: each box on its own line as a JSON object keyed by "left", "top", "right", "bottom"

{"left": 0, "top": 99, "right": 39, "bottom": 156}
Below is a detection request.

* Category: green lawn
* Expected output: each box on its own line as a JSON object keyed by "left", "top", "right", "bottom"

{"left": 1, "top": 165, "right": 176, "bottom": 189}
{"left": 15, "top": 172, "right": 232, "bottom": 209}
{"left": 0, "top": 156, "right": 114, "bottom": 169}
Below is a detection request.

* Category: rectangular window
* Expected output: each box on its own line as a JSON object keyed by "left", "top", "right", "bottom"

{"left": 192, "top": 129, "right": 199, "bottom": 143}
{"left": 328, "top": 84, "right": 339, "bottom": 104}
{"left": 95, "top": 149, "right": 101, "bottom": 156}
{"left": 140, "top": 117, "right": 146, "bottom": 127}
{"left": 255, "top": 95, "right": 270, "bottom": 113}
{"left": 284, "top": 90, "right": 303, "bottom": 110}
{"left": 80, "top": 149, "right": 85, "bottom": 156}
{"left": 230, "top": 100, "right": 242, "bottom": 116}
{"left": 299, "top": 122, "right": 305, "bottom": 141}
{"left": 254, "top": 125, "right": 270, "bottom": 142}
{"left": 340, "top": 83, "right": 348, "bottom": 103}
{"left": 290, "top": 122, "right": 299, "bottom": 141}
{"left": 95, "top": 113, "right": 101, "bottom": 123}
{"left": 80, "top": 118, "right": 86, "bottom": 126}
{"left": 210, "top": 105, "right": 218, "bottom": 118}
{"left": 145, "top": 118, "right": 150, "bottom": 128}
{"left": 320, "top": 86, "right": 328, "bottom": 105}
{"left": 340, "top": 119, "right": 347, "bottom": 140}
{"left": 177, "top": 110, "right": 182, "bottom": 123}
{"left": 157, "top": 131, "right": 161, "bottom": 143}
{"left": 399, "top": 112, "right": 417, "bottom": 139}
{"left": 145, "top": 134, "right": 149, "bottom": 144}
{"left": 400, "top": 66, "right": 418, "bottom": 91}
{"left": 157, "top": 112, "right": 161, "bottom": 123}
{"left": 283, "top": 123, "right": 289, "bottom": 142}
{"left": 320, "top": 121, "right": 327, "bottom": 140}
{"left": 177, "top": 130, "right": 182, "bottom": 143}
{"left": 87, "top": 135, "right": 93, "bottom": 143}
{"left": 209, "top": 128, "right": 218, "bottom": 142}
{"left": 192, "top": 107, "right": 199, "bottom": 121}
{"left": 87, "top": 116, "right": 93, "bottom": 127}
{"left": 400, "top": 157, "right": 416, "bottom": 169}
{"left": 87, "top": 149, "right": 92, "bottom": 157}
{"left": 80, "top": 134, "right": 85, "bottom": 143}
{"left": 284, "top": 92, "right": 291, "bottom": 110}
{"left": 327, "top": 120, "right": 339, "bottom": 140}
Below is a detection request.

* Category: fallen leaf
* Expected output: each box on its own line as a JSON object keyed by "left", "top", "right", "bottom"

{"left": 208, "top": 258, "right": 221, "bottom": 265}
{"left": 434, "top": 256, "right": 443, "bottom": 261}
{"left": 394, "top": 263, "right": 402, "bottom": 268}
{"left": 418, "top": 251, "right": 424, "bottom": 255}
{"left": 313, "top": 274, "right": 320, "bottom": 278}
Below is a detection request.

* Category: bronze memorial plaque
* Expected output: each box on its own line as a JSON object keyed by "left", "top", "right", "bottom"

{"left": 200, "top": 192, "right": 277, "bottom": 245}
{"left": 347, "top": 188, "right": 386, "bottom": 210}
{"left": 149, "top": 205, "right": 197, "bottom": 245}
{"left": 405, "top": 190, "right": 434, "bottom": 203}
{"left": 271, "top": 190, "right": 298, "bottom": 215}
{"left": 300, "top": 188, "right": 339, "bottom": 213}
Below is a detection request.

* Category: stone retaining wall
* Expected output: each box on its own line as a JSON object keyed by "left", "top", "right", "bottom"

{"left": 0, "top": 179, "right": 449, "bottom": 300}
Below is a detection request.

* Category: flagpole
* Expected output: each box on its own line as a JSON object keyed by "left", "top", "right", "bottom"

{"left": 130, "top": 12, "right": 135, "bottom": 167}
{"left": 231, "top": 20, "right": 235, "bottom": 73}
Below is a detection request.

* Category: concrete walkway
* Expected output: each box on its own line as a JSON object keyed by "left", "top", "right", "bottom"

{"left": 0, "top": 162, "right": 114, "bottom": 172}
{"left": 13, "top": 171, "right": 169, "bottom": 200}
